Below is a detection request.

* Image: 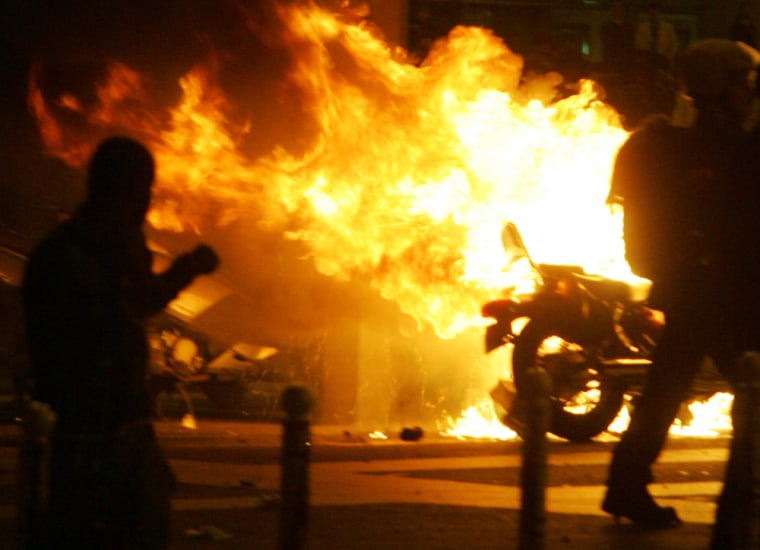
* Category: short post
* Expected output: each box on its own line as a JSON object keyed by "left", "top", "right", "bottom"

{"left": 278, "top": 385, "right": 313, "bottom": 550}
{"left": 518, "top": 367, "right": 552, "bottom": 550}
{"left": 712, "top": 351, "right": 760, "bottom": 549}
{"left": 17, "top": 397, "right": 56, "bottom": 549}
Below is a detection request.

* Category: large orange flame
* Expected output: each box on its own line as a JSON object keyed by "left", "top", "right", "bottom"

{"left": 26, "top": 1, "right": 736, "bottom": 439}
{"left": 28, "top": 1, "right": 629, "bottom": 341}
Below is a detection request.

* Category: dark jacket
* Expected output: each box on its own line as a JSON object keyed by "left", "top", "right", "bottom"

{"left": 609, "top": 115, "right": 742, "bottom": 308}
{"left": 22, "top": 214, "right": 195, "bottom": 433}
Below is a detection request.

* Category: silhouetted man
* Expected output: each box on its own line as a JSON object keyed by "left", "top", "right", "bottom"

{"left": 22, "top": 137, "right": 219, "bottom": 548}
{"left": 603, "top": 39, "right": 757, "bottom": 527}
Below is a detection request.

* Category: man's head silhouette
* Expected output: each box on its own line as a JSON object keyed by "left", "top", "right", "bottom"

{"left": 86, "top": 137, "right": 155, "bottom": 226}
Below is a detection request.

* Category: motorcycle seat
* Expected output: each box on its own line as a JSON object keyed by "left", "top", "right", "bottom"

{"left": 573, "top": 273, "right": 650, "bottom": 304}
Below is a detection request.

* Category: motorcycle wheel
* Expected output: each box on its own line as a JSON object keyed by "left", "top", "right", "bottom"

{"left": 510, "top": 321, "right": 625, "bottom": 442}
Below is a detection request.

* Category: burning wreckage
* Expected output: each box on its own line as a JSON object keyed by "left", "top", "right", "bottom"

{"left": 1, "top": 1, "right": 733, "bottom": 436}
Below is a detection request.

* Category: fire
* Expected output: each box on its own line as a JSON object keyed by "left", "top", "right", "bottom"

{"left": 443, "top": 392, "right": 734, "bottom": 442}
{"left": 671, "top": 392, "right": 734, "bottom": 436}
{"left": 441, "top": 401, "right": 516, "bottom": 441}
{"left": 28, "top": 1, "right": 629, "bottom": 338}
{"left": 26, "top": 1, "right": 666, "bottom": 437}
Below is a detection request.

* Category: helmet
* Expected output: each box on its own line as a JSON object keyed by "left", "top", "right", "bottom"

{"left": 678, "top": 39, "right": 756, "bottom": 97}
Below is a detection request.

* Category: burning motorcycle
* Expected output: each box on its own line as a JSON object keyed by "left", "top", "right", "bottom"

{"left": 482, "top": 222, "right": 729, "bottom": 442}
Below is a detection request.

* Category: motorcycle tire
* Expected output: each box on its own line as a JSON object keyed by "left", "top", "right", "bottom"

{"left": 510, "top": 321, "right": 625, "bottom": 442}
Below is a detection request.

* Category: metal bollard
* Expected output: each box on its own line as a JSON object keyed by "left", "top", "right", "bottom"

{"left": 712, "top": 351, "right": 760, "bottom": 550}
{"left": 518, "top": 367, "right": 552, "bottom": 550}
{"left": 278, "top": 386, "right": 314, "bottom": 550}
{"left": 17, "top": 397, "right": 56, "bottom": 550}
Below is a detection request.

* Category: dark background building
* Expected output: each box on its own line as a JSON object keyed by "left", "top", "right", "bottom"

{"left": 402, "top": 1, "right": 752, "bottom": 64}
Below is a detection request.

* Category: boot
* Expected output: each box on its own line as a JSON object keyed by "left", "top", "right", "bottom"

{"left": 602, "top": 484, "right": 681, "bottom": 527}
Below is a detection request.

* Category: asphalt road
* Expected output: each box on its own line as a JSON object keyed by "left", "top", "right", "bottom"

{"left": 0, "top": 420, "right": 733, "bottom": 549}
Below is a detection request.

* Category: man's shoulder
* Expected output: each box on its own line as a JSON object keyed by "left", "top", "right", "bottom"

{"left": 622, "top": 115, "right": 685, "bottom": 153}
{"left": 24, "top": 220, "right": 81, "bottom": 281}
{"left": 635, "top": 113, "right": 682, "bottom": 134}
{"left": 28, "top": 219, "right": 75, "bottom": 256}
{"left": 613, "top": 115, "right": 687, "bottom": 197}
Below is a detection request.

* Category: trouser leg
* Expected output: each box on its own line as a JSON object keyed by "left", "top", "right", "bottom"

{"left": 105, "top": 423, "right": 175, "bottom": 549}
{"left": 607, "top": 312, "right": 706, "bottom": 488}
{"left": 712, "top": 352, "right": 760, "bottom": 549}
{"left": 44, "top": 436, "right": 107, "bottom": 548}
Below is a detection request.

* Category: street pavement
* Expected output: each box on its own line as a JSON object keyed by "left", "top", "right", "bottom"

{"left": 0, "top": 419, "right": 731, "bottom": 549}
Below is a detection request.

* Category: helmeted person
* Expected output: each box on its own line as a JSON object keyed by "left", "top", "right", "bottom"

{"left": 710, "top": 42, "right": 760, "bottom": 550}
{"left": 22, "top": 137, "right": 219, "bottom": 547}
{"left": 603, "top": 39, "right": 757, "bottom": 527}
